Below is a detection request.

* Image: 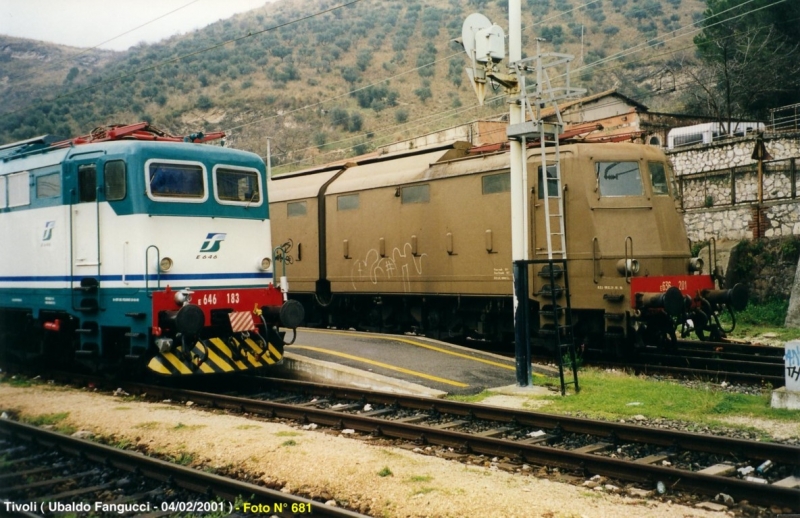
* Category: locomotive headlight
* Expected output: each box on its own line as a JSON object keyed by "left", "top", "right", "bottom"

{"left": 616, "top": 258, "right": 640, "bottom": 275}
{"left": 174, "top": 288, "right": 193, "bottom": 306}
{"left": 688, "top": 257, "right": 704, "bottom": 274}
{"left": 259, "top": 257, "right": 272, "bottom": 271}
{"left": 159, "top": 257, "right": 173, "bottom": 272}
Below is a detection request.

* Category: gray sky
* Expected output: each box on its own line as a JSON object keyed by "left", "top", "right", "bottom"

{"left": 0, "top": 0, "right": 274, "bottom": 51}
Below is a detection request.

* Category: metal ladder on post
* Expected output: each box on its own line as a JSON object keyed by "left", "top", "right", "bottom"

{"left": 528, "top": 44, "right": 580, "bottom": 395}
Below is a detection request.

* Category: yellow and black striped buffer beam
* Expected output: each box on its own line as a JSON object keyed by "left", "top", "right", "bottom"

{"left": 147, "top": 336, "right": 284, "bottom": 376}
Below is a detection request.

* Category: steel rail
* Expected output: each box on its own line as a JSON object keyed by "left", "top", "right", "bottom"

{"left": 586, "top": 361, "right": 784, "bottom": 386}
{"left": 635, "top": 353, "right": 784, "bottom": 376}
{"left": 0, "top": 419, "right": 369, "bottom": 518}
{"left": 117, "top": 379, "right": 799, "bottom": 509}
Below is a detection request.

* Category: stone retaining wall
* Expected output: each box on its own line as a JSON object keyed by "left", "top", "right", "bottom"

{"left": 668, "top": 133, "right": 800, "bottom": 241}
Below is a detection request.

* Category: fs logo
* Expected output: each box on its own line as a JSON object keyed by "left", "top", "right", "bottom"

{"left": 42, "top": 221, "right": 56, "bottom": 242}
{"left": 198, "top": 233, "right": 226, "bottom": 257}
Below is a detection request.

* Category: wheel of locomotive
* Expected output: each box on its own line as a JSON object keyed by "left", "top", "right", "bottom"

{"left": 692, "top": 301, "right": 724, "bottom": 342}
{"left": 644, "top": 312, "right": 677, "bottom": 351}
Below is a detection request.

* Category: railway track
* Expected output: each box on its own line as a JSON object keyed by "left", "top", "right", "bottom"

{"left": 622, "top": 340, "right": 785, "bottom": 386}
{"left": 525, "top": 339, "right": 787, "bottom": 386}
{"left": 0, "top": 417, "right": 368, "bottom": 518}
{"left": 44, "top": 373, "right": 799, "bottom": 511}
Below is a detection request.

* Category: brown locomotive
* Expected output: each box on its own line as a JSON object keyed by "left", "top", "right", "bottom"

{"left": 268, "top": 141, "right": 746, "bottom": 354}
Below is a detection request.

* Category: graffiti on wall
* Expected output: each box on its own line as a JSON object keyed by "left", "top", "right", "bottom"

{"left": 786, "top": 343, "right": 800, "bottom": 387}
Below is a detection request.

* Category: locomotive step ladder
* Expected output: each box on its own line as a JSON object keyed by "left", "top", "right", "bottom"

{"left": 534, "top": 258, "right": 579, "bottom": 395}
{"left": 535, "top": 106, "right": 578, "bottom": 396}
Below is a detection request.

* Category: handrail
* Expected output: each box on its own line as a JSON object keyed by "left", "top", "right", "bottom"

{"left": 592, "top": 237, "right": 600, "bottom": 284}
{"left": 624, "top": 236, "right": 633, "bottom": 284}
{"left": 145, "top": 245, "right": 161, "bottom": 297}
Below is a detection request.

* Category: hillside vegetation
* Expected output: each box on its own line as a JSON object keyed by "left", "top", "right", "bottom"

{"left": 0, "top": 0, "right": 709, "bottom": 170}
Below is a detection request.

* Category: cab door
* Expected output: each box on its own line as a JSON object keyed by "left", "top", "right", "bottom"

{"left": 70, "top": 158, "right": 102, "bottom": 285}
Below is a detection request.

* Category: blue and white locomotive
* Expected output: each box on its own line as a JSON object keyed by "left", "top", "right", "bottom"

{"left": 0, "top": 123, "right": 302, "bottom": 377}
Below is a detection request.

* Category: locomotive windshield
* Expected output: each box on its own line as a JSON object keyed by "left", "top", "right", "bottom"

{"left": 148, "top": 162, "right": 205, "bottom": 199}
{"left": 215, "top": 167, "right": 261, "bottom": 205}
{"left": 595, "top": 161, "right": 644, "bottom": 197}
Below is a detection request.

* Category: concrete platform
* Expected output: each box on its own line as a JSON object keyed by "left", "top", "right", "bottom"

{"left": 271, "top": 328, "right": 558, "bottom": 396}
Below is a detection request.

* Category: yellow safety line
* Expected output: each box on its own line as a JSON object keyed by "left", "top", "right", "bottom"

{"left": 291, "top": 344, "right": 469, "bottom": 388}
{"left": 301, "top": 328, "right": 516, "bottom": 371}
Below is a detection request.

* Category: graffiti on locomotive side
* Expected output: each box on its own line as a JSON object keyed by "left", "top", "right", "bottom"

{"left": 351, "top": 243, "right": 426, "bottom": 292}
{"left": 786, "top": 344, "right": 800, "bottom": 382}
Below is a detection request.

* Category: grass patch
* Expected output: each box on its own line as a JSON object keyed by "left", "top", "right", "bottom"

{"left": 281, "top": 439, "right": 297, "bottom": 447}
{"left": 446, "top": 390, "right": 495, "bottom": 403}
{"left": 135, "top": 421, "right": 160, "bottom": 430}
{"left": 173, "top": 452, "right": 194, "bottom": 465}
{"left": 109, "top": 438, "right": 134, "bottom": 449}
{"left": 4, "top": 376, "right": 34, "bottom": 387}
{"left": 406, "top": 475, "right": 432, "bottom": 483}
{"left": 24, "top": 412, "right": 69, "bottom": 426}
{"left": 722, "top": 298, "right": 800, "bottom": 341}
{"left": 275, "top": 431, "right": 301, "bottom": 437}
{"left": 235, "top": 424, "right": 261, "bottom": 430}
{"left": 172, "top": 423, "right": 205, "bottom": 431}
{"left": 377, "top": 466, "right": 393, "bottom": 477}
{"left": 411, "top": 487, "right": 436, "bottom": 495}
{"left": 533, "top": 368, "right": 797, "bottom": 426}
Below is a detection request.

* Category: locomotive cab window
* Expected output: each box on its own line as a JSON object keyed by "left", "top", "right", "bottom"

{"left": 78, "top": 164, "right": 97, "bottom": 202}
{"left": 482, "top": 172, "right": 510, "bottom": 194}
{"left": 36, "top": 173, "right": 61, "bottom": 199}
{"left": 596, "top": 161, "right": 644, "bottom": 197}
{"left": 213, "top": 166, "right": 262, "bottom": 206}
{"left": 104, "top": 160, "right": 127, "bottom": 201}
{"left": 401, "top": 184, "right": 430, "bottom": 204}
{"left": 146, "top": 160, "right": 207, "bottom": 202}
{"left": 537, "top": 165, "right": 559, "bottom": 199}
{"left": 648, "top": 162, "right": 670, "bottom": 195}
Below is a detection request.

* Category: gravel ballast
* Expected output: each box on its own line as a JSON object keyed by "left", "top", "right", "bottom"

{"left": 0, "top": 382, "right": 772, "bottom": 518}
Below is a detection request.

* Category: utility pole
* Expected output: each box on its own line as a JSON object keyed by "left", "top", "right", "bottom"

{"left": 461, "top": 2, "right": 584, "bottom": 388}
